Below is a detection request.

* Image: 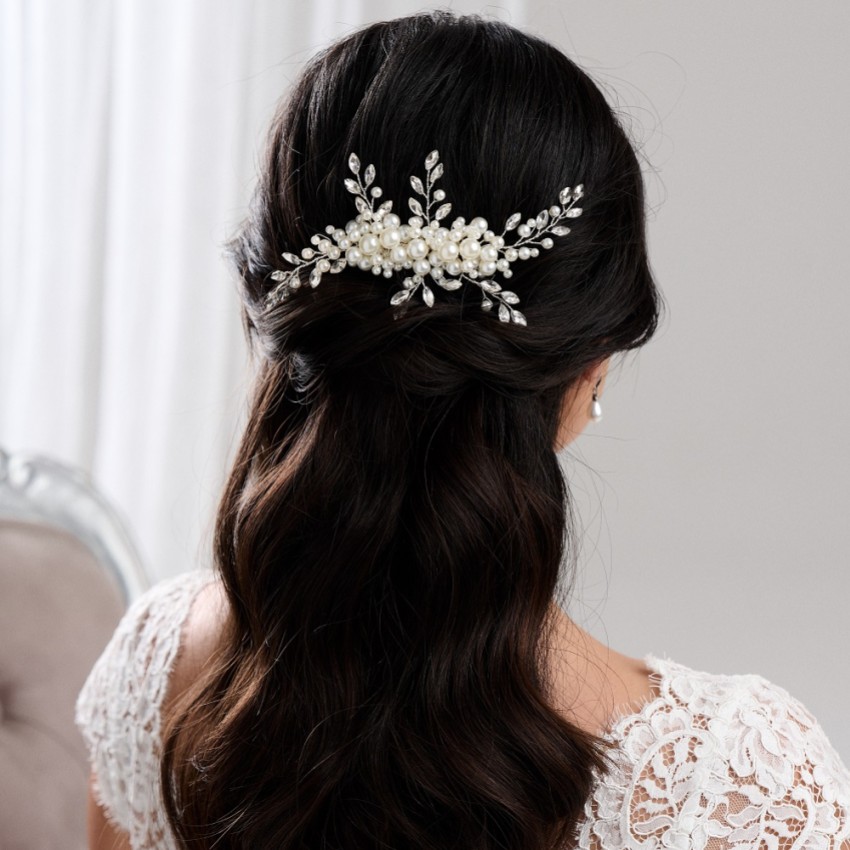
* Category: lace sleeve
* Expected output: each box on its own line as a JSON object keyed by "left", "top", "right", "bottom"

{"left": 709, "top": 676, "right": 850, "bottom": 849}
{"left": 75, "top": 569, "right": 212, "bottom": 848}
{"left": 579, "top": 658, "right": 850, "bottom": 850}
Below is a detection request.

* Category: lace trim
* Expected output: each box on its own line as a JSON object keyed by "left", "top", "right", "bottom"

{"left": 75, "top": 568, "right": 214, "bottom": 849}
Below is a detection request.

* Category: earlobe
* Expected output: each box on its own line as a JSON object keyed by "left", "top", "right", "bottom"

{"left": 554, "top": 358, "right": 611, "bottom": 450}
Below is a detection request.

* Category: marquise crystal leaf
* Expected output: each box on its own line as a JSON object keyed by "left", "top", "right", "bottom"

{"left": 438, "top": 277, "right": 463, "bottom": 290}
{"left": 348, "top": 153, "right": 361, "bottom": 174}
{"left": 501, "top": 291, "right": 520, "bottom": 305}
{"left": 271, "top": 270, "right": 288, "bottom": 281}
{"left": 559, "top": 188, "right": 571, "bottom": 204}
{"left": 408, "top": 197, "right": 424, "bottom": 216}
{"left": 281, "top": 252, "right": 301, "bottom": 265}
{"left": 551, "top": 226, "right": 571, "bottom": 236}
{"left": 505, "top": 213, "right": 521, "bottom": 231}
{"left": 431, "top": 162, "right": 444, "bottom": 181}
{"left": 422, "top": 285, "right": 435, "bottom": 307}
{"left": 410, "top": 175, "right": 425, "bottom": 195}
{"left": 364, "top": 164, "right": 375, "bottom": 187}
{"left": 309, "top": 269, "right": 321, "bottom": 287}
{"left": 536, "top": 210, "right": 549, "bottom": 228}
{"left": 425, "top": 150, "right": 439, "bottom": 170}
{"left": 498, "top": 304, "right": 511, "bottom": 323}
{"left": 434, "top": 203, "right": 452, "bottom": 220}
{"left": 390, "top": 289, "right": 411, "bottom": 305}
{"left": 330, "top": 259, "right": 346, "bottom": 272}
{"left": 344, "top": 178, "right": 360, "bottom": 194}
{"left": 565, "top": 207, "right": 583, "bottom": 218}
{"left": 378, "top": 200, "right": 393, "bottom": 214}
{"left": 511, "top": 310, "right": 527, "bottom": 326}
{"left": 355, "top": 197, "right": 369, "bottom": 214}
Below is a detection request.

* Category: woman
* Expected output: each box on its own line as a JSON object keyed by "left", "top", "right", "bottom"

{"left": 76, "top": 11, "right": 849, "bottom": 850}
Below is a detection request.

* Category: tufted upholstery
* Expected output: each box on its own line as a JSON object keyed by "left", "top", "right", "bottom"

{"left": 0, "top": 449, "right": 148, "bottom": 849}
{"left": 0, "top": 521, "right": 124, "bottom": 848}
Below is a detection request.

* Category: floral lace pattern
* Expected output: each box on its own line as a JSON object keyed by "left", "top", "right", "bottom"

{"left": 75, "top": 569, "right": 211, "bottom": 850}
{"left": 578, "top": 656, "right": 850, "bottom": 850}
{"left": 76, "top": 572, "right": 850, "bottom": 850}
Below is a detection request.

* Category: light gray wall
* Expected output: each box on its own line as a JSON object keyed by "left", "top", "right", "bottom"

{"left": 537, "top": 2, "right": 850, "bottom": 757}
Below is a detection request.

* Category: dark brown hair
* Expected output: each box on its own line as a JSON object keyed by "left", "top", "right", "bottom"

{"left": 161, "top": 11, "right": 660, "bottom": 849}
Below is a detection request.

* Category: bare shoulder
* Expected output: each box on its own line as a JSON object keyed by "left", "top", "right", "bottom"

{"left": 166, "top": 576, "right": 228, "bottom": 704}
{"left": 545, "top": 608, "right": 659, "bottom": 736}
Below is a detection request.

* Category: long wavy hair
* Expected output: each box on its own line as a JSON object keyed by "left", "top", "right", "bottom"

{"left": 161, "top": 11, "right": 660, "bottom": 850}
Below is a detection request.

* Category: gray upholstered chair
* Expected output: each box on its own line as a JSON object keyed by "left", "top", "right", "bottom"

{"left": 0, "top": 447, "right": 149, "bottom": 849}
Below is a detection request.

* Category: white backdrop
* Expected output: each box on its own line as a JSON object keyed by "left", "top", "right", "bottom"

{"left": 2, "top": 1, "right": 848, "bottom": 755}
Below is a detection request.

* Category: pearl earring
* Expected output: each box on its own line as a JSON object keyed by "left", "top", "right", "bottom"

{"left": 589, "top": 378, "right": 603, "bottom": 423}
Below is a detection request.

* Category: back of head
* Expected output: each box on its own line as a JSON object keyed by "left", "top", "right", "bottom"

{"left": 162, "top": 11, "right": 659, "bottom": 850}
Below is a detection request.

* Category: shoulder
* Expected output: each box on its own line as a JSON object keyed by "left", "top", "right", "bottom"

{"left": 75, "top": 569, "right": 217, "bottom": 837}
{"left": 76, "top": 569, "right": 216, "bottom": 721}
{"left": 581, "top": 655, "right": 850, "bottom": 849}
{"left": 682, "top": 658, "right": 849, "bottom": 798}
{"left": 649, "top": 655, "right": 849, "bottom": 801}
{"left": 164, "top": 573, "right": 228, "bottom": 706}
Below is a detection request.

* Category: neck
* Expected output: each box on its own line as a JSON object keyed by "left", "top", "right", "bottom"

{"left": 543, "top": 600, "right": 655, "bottom": 737}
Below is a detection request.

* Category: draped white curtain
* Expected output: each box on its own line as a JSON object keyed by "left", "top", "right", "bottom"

{"left": 0, "top": 0, "right": 528, "bottom": 582}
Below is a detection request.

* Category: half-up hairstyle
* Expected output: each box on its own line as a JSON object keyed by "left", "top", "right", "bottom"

{"left": 161, "top": 11, "right": 660, "bottom": 850}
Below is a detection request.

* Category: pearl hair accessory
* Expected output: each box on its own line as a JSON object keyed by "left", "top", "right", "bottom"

{"left": 265, "top": 150, "right": 585, "bottom": 325}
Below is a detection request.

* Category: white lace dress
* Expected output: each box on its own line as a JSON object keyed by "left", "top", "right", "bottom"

{"left": 76, "top": 570, "right": 850, "bottom": 849}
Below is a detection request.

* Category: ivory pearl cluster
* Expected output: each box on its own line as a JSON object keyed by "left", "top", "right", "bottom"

{"left": 342, "top": 214, "right": 505, "bottom": 281}
{"left": 266, "top": 150, "right": 584, "bottom": 326}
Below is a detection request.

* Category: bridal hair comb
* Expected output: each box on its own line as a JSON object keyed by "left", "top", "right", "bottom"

{"left": 265, "top": 150, "right": 584, "bottom": 326}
